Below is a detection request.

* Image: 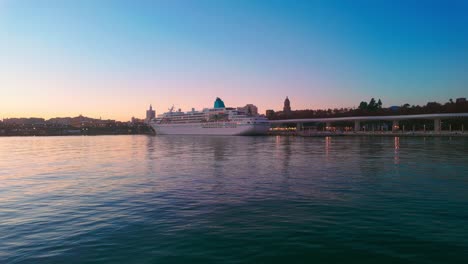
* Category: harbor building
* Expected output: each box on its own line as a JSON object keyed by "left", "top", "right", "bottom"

{"left": 266, "top": 110, "right": 275, "bottom": 119}
{"left": 238, "top": 104, "right": 258, "bottom": 116}
{"left": 283, "top": 96, "right": 291, "bottom": 115}
{"left": 146, "top": 105, "right": 156, "bottom": 123}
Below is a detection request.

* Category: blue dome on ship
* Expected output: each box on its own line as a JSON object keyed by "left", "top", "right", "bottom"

{"left": 214, "top": 97, "right": 225, "bottom": 108}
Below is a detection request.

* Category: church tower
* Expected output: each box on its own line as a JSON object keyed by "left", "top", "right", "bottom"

{"left": 283, "top": 96, "right": 291, "bottom": 114}
{"left": 146, "top": 104, "right": 156, "bottom": 123}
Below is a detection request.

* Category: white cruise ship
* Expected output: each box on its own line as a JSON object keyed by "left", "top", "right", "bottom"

{"left": 149, "top": 98, "right": 270, "bottom": 135}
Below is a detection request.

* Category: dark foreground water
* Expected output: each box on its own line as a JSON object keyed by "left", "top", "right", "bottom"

{"left": 1, "top": 135, "right": 467, "bottom": 263}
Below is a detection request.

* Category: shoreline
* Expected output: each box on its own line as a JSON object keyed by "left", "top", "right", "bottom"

{"left": 2, "top": 131, "right": 468, "bottom": 137}
{"left": 0, "top": 126, "right": 154, "bottom": 137}
{"left": 293, "top": 131, "right": 468, "bottom": 137}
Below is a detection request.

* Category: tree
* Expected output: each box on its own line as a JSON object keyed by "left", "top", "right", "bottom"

{"left": 426, "top": 102, "right": 442, "bottom": 113}
{"left": 358, "top": 101, "right": 368, "bottom": 110}
{"left": 377, "top": 99, "right": 382, "bottom": 109}
{"left": 369, "top": 98, "right": 376, "bottom": 110}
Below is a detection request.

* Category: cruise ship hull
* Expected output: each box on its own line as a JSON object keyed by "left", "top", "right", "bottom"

{"left": 150, "top": 123, "right": 270, "bottom": 136}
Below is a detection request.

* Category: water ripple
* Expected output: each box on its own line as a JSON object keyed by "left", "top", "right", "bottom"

{"left": 1, "top": 135, "right": 468, "bottom": 263}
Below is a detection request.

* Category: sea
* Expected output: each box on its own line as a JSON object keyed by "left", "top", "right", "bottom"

{"left": 1, "top": 135, "right": 467, "bottom": 263}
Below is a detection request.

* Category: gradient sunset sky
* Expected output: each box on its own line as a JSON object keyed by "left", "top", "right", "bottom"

{"left": 1, "top": 0, "right": 467, "bottom": 121}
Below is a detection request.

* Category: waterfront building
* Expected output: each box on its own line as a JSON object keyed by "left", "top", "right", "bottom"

{"left": 146, "top": 105, "right": 156, "bottom": 123}
{"left": 266, "top": 110, "right": 275, "bottom": 119}
{"left": 456, "top": 98, "right": 467, "bottom": 104}
{"left": 2, "top": 118, "right": 46, "bottom": 126}
{"left": 238, "top": 104, "right": 258, "bottom": 116}
{"left": 283, "top": 97, "right": 291, "bottom": 115}
{"left": 71, "top": 115, "right": 94, "bottom": 128}
{"left": 131, "top": 117, "right": 145, "bottom": 124}
{"left": 47, "top": 115, "right": 115, "bottom": 128}
{"left": 48, "top": 117, "right": 73, "bottom": 125}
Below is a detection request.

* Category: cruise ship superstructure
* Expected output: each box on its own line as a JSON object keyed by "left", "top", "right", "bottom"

{"left": 150, "top": 98, "right": 270, "bottom": 135}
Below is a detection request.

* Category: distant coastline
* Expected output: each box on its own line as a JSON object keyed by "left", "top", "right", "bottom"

{"left": 0, "top": 114, "right": 154, "bottom": 137}
{"left": 3, "top": 97, "right": 468, "bottom": 137}
{"left": 0, "top": 129, "right": 154, "bottom": 137}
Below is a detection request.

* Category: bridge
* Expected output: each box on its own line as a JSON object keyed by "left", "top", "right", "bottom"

{"left": 269, "top": 113, "right": 468, "bottom": 132}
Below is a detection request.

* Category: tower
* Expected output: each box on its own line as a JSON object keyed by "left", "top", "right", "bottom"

{"left": 146, "top": 104, "right": 156, "bottom": 123}
{"left": 283, "top": 96, "right": 291, "bottom": 114}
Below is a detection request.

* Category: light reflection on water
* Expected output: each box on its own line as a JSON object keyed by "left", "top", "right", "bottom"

{"left": 1, "top": 135, "right": 468, "bottom": 263}
{"left": 394, "top": 137, "right": 400, "bottom": 164}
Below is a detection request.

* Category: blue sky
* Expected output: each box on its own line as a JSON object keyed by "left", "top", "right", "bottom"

{"left": 1, "top": 0, "right": 467, "bottom": 120}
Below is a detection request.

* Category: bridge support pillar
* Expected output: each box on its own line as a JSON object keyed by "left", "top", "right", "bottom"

{"left": 434, "top": 119, "right": 441, "bottom": 133}
{"left": 296, "top": 123, "right": 302, "bottom": 132}
{"left": 326, "top": 122, "right": 331, "bottom": 131}
{"left": 354, "top": 121, "right": 360, "bottom": 131}
{"left": 392, "top": 120, "right": 399, "bottom": 132}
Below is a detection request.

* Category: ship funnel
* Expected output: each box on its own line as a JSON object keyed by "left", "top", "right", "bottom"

{"left": 214, "top": 97, "right": 225, "bottom": 108}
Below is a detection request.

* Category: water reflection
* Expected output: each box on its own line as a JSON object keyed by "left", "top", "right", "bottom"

{"left": 356, "top": 137, "right": 386, "bottom": 179}
{"left": 2, "top": 136, "right": 468, "bottom": 263}
{"left": 211, "top": 137, "right": 229, "bottom": 178}
{"left": 274, "top": 136, "right": 292, "bottom": 177}
{"left": 394, "top": 137, "right": 400, "bottom": 165}
{"left": 325, "top": 136, "right": 331, "bottom": 159}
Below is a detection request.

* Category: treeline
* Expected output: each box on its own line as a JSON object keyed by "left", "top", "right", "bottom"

{"left": 269, "top": 98, "right": 468, "bottom": 120}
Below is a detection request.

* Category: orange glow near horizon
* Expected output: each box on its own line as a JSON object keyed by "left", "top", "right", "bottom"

{"left": 1, "top": 74, "right": 341, "bottom": 121}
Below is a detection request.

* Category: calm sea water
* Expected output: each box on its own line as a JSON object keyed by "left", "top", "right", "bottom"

{"left": 1, "top": 135, "right": 467, "bottom": 263}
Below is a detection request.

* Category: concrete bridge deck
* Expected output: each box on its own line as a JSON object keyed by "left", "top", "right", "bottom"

{"left": 269, "top": 113, "right": 468, "bottom": 132}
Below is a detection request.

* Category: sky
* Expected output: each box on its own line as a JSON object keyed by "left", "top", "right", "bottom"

{"left": 1, "top": 0, "right": 467, "bottom": 121}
